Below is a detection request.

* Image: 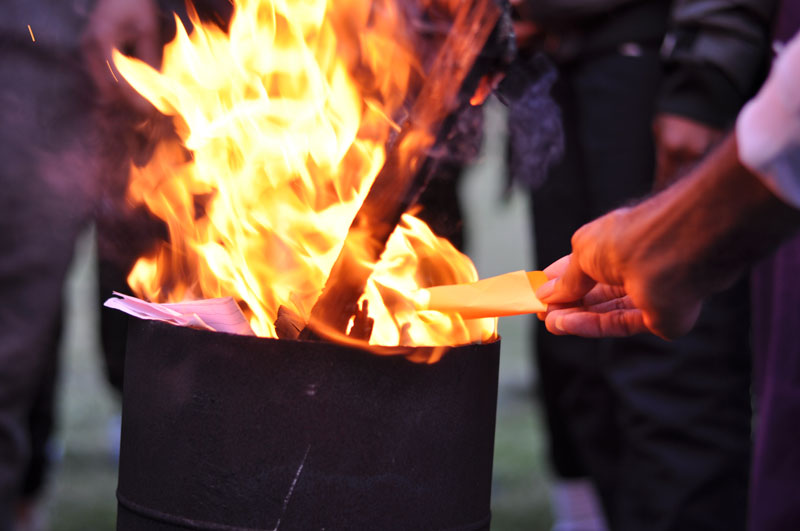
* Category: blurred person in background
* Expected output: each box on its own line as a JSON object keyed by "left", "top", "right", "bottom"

{"left": 2, "top": 0, "right": 482, "bottom": 529}
{"left": 0, "top": 1, "right": 106, "bottom": 529}
{"left": 84, "top": 0, "right": 234, "bottom": 400}
{"left": 0, "top": 0, "right": 178, "bottom": 527}
{"left": 505, "top": 0, "right": 775, "bottom": 529}
{"left": 536, "top": 7, "right": 800, "bottom": 530}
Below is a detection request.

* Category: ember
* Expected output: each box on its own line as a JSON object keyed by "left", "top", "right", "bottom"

{"left": 114, "top": 0, "right": 500, "bottom": 347}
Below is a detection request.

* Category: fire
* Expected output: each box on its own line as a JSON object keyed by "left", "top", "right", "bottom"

{"left": 116, "top": 0, "right": 497, "bottom": 346}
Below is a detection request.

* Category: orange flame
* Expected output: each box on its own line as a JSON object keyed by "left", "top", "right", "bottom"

{"left": 115, "top": 0, "right": 497, "bottom": 346}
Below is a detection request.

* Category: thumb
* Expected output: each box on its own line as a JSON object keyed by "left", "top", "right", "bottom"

{"left": 536, "top": 254, "right": 597, "bottom": 304}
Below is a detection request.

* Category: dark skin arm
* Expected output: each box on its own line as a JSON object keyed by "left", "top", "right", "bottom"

{"left": 535, "top": 134, "right": 800, "bottom": 339}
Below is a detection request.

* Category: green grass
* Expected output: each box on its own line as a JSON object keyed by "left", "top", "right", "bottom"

{"left": 45, "top": 100, "right": 552, "bottom": 530}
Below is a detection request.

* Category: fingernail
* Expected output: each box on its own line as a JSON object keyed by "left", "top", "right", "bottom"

{"left": 536, "top": 279, "right": 556, "bottom": 301}
{"left": 554, "top": 315, "right": 565, "bottom": 332}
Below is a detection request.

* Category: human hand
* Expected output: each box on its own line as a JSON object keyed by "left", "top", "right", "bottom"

{"left": 535, "top": 256, "right": 651, "bottom": 338}
{"left": 536, "top": 133, "right": 799, "bottom": 340}
{"left": 653, "top": 113, "right": 723, "bottom": 191}
{"left": 82, "top": 0, "right": 160, "bottom": 112}
{"left": 535, "top": 206, "right": 705, "bottom": 340}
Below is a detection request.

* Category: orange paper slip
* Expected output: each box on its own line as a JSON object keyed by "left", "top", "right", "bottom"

{"left": 413, "top": 270, "right": 548, "bottom": 319}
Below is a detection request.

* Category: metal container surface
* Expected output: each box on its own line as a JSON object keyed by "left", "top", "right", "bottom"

{"left": 117, "top": 318, "right": 500, "bottom": 530}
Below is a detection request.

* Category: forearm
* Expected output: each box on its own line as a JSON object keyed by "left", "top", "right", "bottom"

{"left": 538, "top": 135, "right": 800, "bottom": 339}
{"left": 627, "top": 135, "right": 800, "bottom": 299}
{"left": 540, "top": 28, "right": 800, "bottom": 340}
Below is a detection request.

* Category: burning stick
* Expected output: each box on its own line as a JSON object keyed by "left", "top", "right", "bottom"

{"left": 302, "top": 0, "right": 503, "bottom": 340}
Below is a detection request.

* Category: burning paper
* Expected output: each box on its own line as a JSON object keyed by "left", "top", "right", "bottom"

{"left": 105, "top": 292, "right": 255, "bottom": 336}
{"left": 413, "top": 271, "right": 548, "bottom": 319}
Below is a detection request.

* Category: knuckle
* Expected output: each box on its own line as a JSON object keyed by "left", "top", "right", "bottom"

{"left": 570, "top": 228, "right": 584, "bottom": 249}
{"left": 612, "top": 311, "right": 628, "bottom": 334}
{"left": 602, "top": 309, "right": 633, "bottom": 337}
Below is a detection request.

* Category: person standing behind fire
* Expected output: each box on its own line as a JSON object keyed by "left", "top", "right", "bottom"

{"left": 505, "top": 1, "right": 775, "bottom": 529}
{"left": 0, "top": 1, "right": 118, "bottom": 529}
{"left": 84, "top": 0, "right": 236, "bottom": 396}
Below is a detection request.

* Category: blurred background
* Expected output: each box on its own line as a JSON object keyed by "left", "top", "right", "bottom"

{"left": 43, "top": 99, "right": 554, "bottom": 530}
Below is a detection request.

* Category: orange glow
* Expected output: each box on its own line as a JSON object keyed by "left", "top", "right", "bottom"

{"left": 115, "top": 0, "right": 496, "bottom": 347}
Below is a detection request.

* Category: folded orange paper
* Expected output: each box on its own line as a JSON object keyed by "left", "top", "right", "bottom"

{"left": 413, "top": 270, "right": 548, "bottom": 319}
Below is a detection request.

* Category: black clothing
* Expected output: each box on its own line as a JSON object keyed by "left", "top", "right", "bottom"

{"left": 530, "top": 47, "right": 753, "bottom": 531}
{"left": 510, "top": 1, "right": 769, "bottom": 528}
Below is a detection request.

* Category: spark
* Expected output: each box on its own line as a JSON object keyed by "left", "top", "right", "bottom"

{"left": 27, "top": 25, "right": 35, "bottom": 42}
{"left": 106, "top": 59, "right": 119, "bottom": 83}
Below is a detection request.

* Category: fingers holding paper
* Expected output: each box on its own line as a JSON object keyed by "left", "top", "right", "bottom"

{"left": 534, "top": 254, "right": 640, "bottom": 337}
{"left": 534, "top": 204, "right": 705, "bottom": 340}
{"left": 535, "top": 247, "right": 694, "bottom": 340}
{"left": 541, "top": 283, "right": 649, "bottom": 338}
{"left": 534, "top": 209, "right": 632, "bottom": 306}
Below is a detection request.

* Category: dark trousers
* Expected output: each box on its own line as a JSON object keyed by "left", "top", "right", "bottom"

{"left": 531, "top": 50, "right": 752, "bottom": 530}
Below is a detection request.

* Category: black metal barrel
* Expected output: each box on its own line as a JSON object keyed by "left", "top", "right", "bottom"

{"left": 116, "top": 318, "right": 500, "bottom": 530}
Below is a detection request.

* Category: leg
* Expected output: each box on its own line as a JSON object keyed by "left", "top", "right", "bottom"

{"left": 530, "top": 65, "right": 614, "bottom": 529}
{"left": 608, "top": 287, "right": 751, "bottom": 531}
{"left": 20, "top": 316, "right": 61, "bottom": 501}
